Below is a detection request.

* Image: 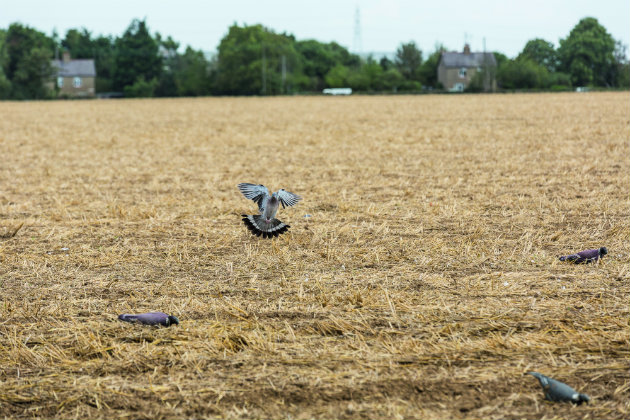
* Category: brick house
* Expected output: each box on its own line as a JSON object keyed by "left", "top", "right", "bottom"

{"left": 437, "top": 44, "right": 496, "bottom": 92}
{"left": 51, "top": 51, "right": 96, "bottom": 97}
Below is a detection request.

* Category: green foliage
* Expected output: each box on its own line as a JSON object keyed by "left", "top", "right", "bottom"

{"left": 215, "top": 24, "right": 301, "bottom": 95}
{"left": 0, "top": 29, "right": 11, "bottom": 98}
{"left": 174, "top": 47, "right": 213, "bottom": 96}
{"left": 518, "top": 38, "right": 558, "bottom": 72}
{"left": 324, "top": 64, "right": 350, "bottom": 88}
{"left": 492, "top": 51, "right": 508, "bottom": 68}
{"left": 123, "top": 76, "right": 158, "bottom": 97}
{"left": 395, "top": 41, "right": 422, "bottom": 81}
{"left": 359, "top": 58, "right": 384, "bottom": 91}
{"left": 5, "top": 23, "right": 54, "bottom": 99}
{"left": 295, "top": 39, "right": 360, "bottom": 90}
{"left": 154, "top": 34, "right": 180, "bottom": 97}
{"left": 399, "top": 80, "right": 422, "bottom": 91}
{"left": 418, "top": 45, "right": 445, "bottom": 88}
{"left": 558, "top": 17, "right": 616, "bottom": 86}
{"left": 497, "top": 57, "right": 551, "bottom": 90}
{"left": 379, "top": 57, "right": 393, "bottom": 71}
{"left": 62, "top": 29, "right": 94, "bottom": 58}
{"left": 381, "top": 68, "right": 404, "bottom": 91}
{"left": 114, "top": 19, "right": 162, "bottom": 92}
{"left": 612, "top": 40, "right": 629, "bottom": 88}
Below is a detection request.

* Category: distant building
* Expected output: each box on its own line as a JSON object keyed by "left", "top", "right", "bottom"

{"left": 437, "top": 44, "right": 496, "bottom": 92}
{"left": 50, "top": 51, "right": 96, "bottom": 98}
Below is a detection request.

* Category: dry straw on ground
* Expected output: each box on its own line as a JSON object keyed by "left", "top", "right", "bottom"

{"left": 0, "top": 92, "right": 628, "bottom": 419}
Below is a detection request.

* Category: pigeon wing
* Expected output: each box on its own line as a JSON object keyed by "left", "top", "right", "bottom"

{"left": 277, "top": 189, "right": 302, "bottom": 209}
{"left": 238, "top": 183, "right": 270, "bottom": 211}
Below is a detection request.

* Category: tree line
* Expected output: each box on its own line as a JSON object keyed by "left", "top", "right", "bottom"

{"left": 0, "top": 16, "right": 627, "bottom": 99}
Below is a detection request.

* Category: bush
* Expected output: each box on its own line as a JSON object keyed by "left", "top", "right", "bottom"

{"left": 123, "top": 76, "right": 158, "bottom": 97}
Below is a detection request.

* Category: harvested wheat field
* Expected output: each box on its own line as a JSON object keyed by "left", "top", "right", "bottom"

{"left": 0, "top": 92, "right": 628, "bottom": 419}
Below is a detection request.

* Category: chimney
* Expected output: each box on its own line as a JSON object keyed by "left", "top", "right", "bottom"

{"left": 463, "top": 44, "right": 471, "bottom": 54}
{"left": 62, "top": 50, "right": 71, "bottom": 63}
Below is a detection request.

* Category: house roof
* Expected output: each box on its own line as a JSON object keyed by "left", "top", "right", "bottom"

{"left": 51, "top": 59, "right": 96, "bottom": 77}
{"left": 440, "top": 52, "right": 496, "bottom": 68}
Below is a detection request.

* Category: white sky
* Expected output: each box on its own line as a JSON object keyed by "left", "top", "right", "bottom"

{"left": 1, "top": 0, "right": 628, "bottom": 58}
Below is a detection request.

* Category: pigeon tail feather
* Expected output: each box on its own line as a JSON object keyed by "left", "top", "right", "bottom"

{"left": 242, "top": 214, "right": 290, "bottom": 238}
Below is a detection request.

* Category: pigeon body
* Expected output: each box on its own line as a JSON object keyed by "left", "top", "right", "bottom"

{"left": 528, "top": 372, "right": 590, "bottom": 404}
{"left": 559, "top": 247, "right": 607, "bottom": 264}
{"left": 238, "top": 183, "right": 301, "bottom": 238}
{"left": 118, "top": 312, "right": 179, "bottom": 327}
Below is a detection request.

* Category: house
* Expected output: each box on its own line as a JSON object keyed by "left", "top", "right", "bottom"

{"left": 437, "top": 44, "right": 496, "bottom": 92}
{"left": 50, "top": 51, "right": 96, "bottom": 98}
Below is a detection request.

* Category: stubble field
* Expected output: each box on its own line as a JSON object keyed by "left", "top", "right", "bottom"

{"left": 0, "top": 92, "right": 628, "bottom": 419}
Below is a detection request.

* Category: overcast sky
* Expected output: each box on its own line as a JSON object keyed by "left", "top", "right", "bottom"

{"left": 2, "top": 0, "right": 628, "bottom": 58}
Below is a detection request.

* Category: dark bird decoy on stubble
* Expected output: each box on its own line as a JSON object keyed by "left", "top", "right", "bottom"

{"left": 118, "top": 312, "right": 179, "bottom": 327}
{"left": 238, "top": 183, "right": 302, "bottom": 238}
{"left": 559, "top": 247, "right": 607, "bottom": 264}
{"left": 528, "top": 372, "right": 590, "bottom": 404}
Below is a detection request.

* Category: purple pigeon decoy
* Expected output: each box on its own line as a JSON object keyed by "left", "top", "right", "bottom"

{"left": 238, "top": 183, "right": 302, "bottom": 238}
{"left": 559, "top": 247, "right": 607, "bottom": 264}
{"left": 118, "top": 312, "right": 179, "bottom": 326}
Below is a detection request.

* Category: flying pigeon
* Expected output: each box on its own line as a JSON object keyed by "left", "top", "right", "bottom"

{"left": 559, "top": 247, "right": 607, "bottom": 264}
{"left": 528, "top": 372, "right": 590, "bottom": 404}
{"left": 238, "top": 183, "right": 302, "bottom": 238}
{"left": 118, "top": 312, "right": 179, "bottom": 327}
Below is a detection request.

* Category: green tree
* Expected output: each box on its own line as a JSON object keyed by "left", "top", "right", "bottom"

{"left": 155, "top": 33, "right": 180, "bottom": 96}
{"left": 215, "top": 24, "right": 302, "bottom": 95}
{"left": 62, "top": 28, "right": 94, "bottom": 58}
{"left": 0, "top": 29, "right": 12, "bottom": 98}
{"left": 497, "top": 57, "right": 550, "bottom": 90}
{"left": 355, "top": 57, "right": 383, "bottom": 91}
{"left": 5, "top": 23, "right": 54, "bottom": 99}
{"left": 395, "top": 41, "right": 422, "bottom": 81}
{"left": 324, "top": 64, "right": 350, "bottom": 87}
{"left": 518, "top": 38, "right": 558, "bottom": 72}
{"left": 558, "top": 17, "right": 616, "bottom": 86}
{"left": 92, "top": 35, "right": 116, "bottom": 92}
{"left": 175, "top": 47, "right": 212, "bottom": 96}
{"left": 418, "top": 44, "right": 445, "bottom": 88}
{"left": 612, "top": 40, "right": 629, "bottom": 88}
{"left": 114, "top": 19, "right": 162, "bottom": 92}
{"left": 123, "top": 75, "right": 158, "bottom": 97}
{"left": 492, "top": 51, "right": 509, "bottom": 69}
{"left": 295, "top": 40, "right": 359, "bottom": 90}
{"left": 379, "top": 56, "right": 393, "bottom": 71}
{"left": 380, "top": 67, "right": 404, "bottom": 91}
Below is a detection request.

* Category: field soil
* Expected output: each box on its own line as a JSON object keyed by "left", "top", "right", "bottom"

{"left": 0, "top": 92, "right": 628, "bottom": 419}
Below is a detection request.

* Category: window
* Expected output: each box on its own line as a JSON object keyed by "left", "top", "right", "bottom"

{"left": 454, "top": 83, "right": 465, "bottom": 92}
{"left": 57, "top": 77, "right": 64, "bottom": 88}
{"left": 459, "top": 68, "right": 467, "bottom": 78}
{"left": 73, "top": 77, "right": 82, "bottom": 88}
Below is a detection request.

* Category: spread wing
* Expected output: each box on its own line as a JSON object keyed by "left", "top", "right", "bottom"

{"left": 277, "top": 189, "right": 302, "bottom": 208}
{"left": 238, "top": 183, "right": 270, "bottom": 212}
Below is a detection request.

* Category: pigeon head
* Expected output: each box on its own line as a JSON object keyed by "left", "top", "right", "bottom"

{"left": 167, "top": 315, "right": 180, "bottom": 326}
{"left": 599, "top": 247, "right": 608, "bottom": 256}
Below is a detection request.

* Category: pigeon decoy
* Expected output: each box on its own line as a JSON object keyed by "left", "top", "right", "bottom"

{"left": 528, "top": 372, "right": 590, "bottom": 404}
{"left": 238, "top": 183, "right": 301, "bottom": 238}
{"left": 559, "top": 247, "right": 607, "bottom": 264}
{"left": 118, "top": 312, "right": 179, "bottom": 327}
